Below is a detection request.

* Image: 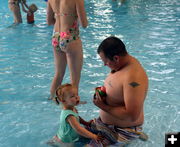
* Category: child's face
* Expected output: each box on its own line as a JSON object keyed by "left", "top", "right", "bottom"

{"left": 64, "top": 88, "right": 80, "bottom": 107}
{"left": 29, "top": 5, "right": 37, "bottom": 13}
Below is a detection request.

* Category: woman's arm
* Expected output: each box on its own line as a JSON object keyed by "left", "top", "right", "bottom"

{"left": 21, "top": 2, "right": 29, "bottom": 13}
{"left": 76, "top": 0, "right": 88, "bottom": 28}
{"left": 21, "top": 0, "right": 29, "bottom": 9}
{"left": 46, "top": 2, "right": 55, "bottom": 25}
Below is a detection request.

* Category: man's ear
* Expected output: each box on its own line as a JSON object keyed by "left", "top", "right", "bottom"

{"left": 113, "top": 55, "right": 119, "bottom": 62}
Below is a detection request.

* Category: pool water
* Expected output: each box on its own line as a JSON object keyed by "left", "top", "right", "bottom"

{"left": 0, "top": 0, "right": 179, "bottom": 147}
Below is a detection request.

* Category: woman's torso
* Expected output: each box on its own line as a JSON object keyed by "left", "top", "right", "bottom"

{"left": 8, "top": 0, "right": 21, "bottom": 3}
{"left": 49, "top": 0, "right": 78, "bottom": 33}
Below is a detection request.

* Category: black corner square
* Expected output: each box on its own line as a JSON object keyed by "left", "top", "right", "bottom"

{"left": 165, "top": 132, "right": 180, "bottom": 147}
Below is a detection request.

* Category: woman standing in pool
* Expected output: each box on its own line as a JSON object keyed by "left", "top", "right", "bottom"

{"left": 8, "top": 0, "right": 28, "bottom": 24}
{"left": 47, "top": 0, "right": 88, "bottom": 99}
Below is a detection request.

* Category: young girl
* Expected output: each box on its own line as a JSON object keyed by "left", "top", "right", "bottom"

{"left": 48, "top": 83, "right": 102, "bottom": 145}
{"left": 21, "top": 3, "right": 38, "bottom": 24}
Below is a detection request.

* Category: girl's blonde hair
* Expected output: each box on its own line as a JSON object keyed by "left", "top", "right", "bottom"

{"left": 56, "top": 83, "right": 75, "bottom": 102}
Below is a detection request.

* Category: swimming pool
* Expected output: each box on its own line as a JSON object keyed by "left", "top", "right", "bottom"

{"left": 0, "top": 0, "right": 179, "bottom": 146}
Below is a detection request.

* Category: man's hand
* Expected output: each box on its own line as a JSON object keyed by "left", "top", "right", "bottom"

{"left": 93, "top": 91, "right": 106, "bottom": 109}
{"left": 82, "top": 119, "right": 93, "bottom": 127}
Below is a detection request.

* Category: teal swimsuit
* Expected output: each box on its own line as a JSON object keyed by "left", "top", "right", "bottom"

{"left": 57, "top": 109, "right": 80, "bottom": 143}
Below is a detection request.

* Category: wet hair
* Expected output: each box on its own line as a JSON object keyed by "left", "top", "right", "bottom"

{"left": 97, "top": 36, "right": 128, "bottom": 61}
{"left": 29, "top": 4, "right": 38, "bottom": 13}
{"left": 56, "top": 83, "right": 75, "bottom": 101}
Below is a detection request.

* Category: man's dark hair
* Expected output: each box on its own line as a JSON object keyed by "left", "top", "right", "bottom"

{"left": 97, "top": 36, "right": 128, "bottom": 60}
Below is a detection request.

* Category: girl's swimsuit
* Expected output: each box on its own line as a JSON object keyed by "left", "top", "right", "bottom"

{"left": 52, "top": 13, "right": 79, "bottom": 52}
{"left": 27, "top": 13, "right": 34, "bottom": 24}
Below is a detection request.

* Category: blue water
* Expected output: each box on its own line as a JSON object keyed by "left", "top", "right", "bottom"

{"left": 0, "top": 0, "right": 179, "bottom": 146}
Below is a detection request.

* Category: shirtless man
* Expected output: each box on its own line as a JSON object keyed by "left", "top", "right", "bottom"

{"left": 92, "top": 36, "right": 148, "bottom": 146}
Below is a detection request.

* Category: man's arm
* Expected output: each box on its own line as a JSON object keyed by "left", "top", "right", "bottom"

{"left": 93, "top": 81, "right": 144, "bottom": 122}
{"left": 79, "top": 116, "right": 93, "bottom": 126}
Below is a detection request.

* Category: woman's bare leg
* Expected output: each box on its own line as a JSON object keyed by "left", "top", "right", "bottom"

{"left": 50, "top": 48, "right": 67, "bottom": 99}
{"left": 9, "top": 4, "right": 22, "bottom": 24}
{"left": 66, "top": 39, "right": 83, "bottom": 91}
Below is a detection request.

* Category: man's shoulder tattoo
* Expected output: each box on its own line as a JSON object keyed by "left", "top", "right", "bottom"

{"left": 129, "top": 82, "right": 140, "bottom": 88}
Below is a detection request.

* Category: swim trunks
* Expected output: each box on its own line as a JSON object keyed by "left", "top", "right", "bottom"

{"left": 86, "top": 117, "right": 148, "bottom": 146}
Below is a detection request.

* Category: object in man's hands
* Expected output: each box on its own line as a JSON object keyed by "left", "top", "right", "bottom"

{"left": 95, "top": 86, "right": 107, "bottom": 97}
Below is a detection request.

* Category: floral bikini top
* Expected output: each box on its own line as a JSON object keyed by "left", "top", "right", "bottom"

{"left": 54, "top": 12, "right": 79, "bottom": 32}
{"left": 55, "top": 12, "right": 77, "bottom": 17}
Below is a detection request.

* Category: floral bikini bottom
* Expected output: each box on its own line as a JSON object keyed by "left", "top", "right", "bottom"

{"left": 52, "top": 21, "right": 79, "bottom": 52}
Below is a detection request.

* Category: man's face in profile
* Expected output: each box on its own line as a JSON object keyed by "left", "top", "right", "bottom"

{"left": 99, "top": 52, "right": 115, "bottom": 71}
